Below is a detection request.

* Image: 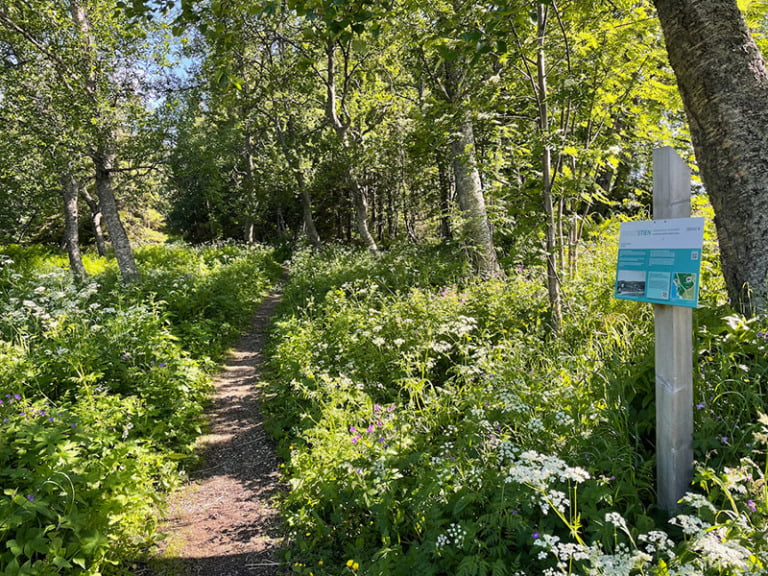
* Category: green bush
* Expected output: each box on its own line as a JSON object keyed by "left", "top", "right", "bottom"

{"left": 265, "top": 240, "right": 768, "bottom": 576}
{"left": 0, "top": 393, "right": 172, "bottom": 575}
{"left": 0, "top": 242, "right": 280, "bottom": 574}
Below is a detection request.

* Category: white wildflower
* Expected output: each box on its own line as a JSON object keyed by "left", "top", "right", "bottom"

{"left": 638, "top": 530, "right": 675, "bottom": 556}
{"left": 605, "top": 511, "right": 629, "bottom": 533}
{"left": 669, "top": 514, "right": 710, "bottom": 536}
{"left": 680, "top": 492, "right": 717, "bottom": 513}
{"left": 690, "top": 529, "right": 752, "bottom": 572}
{"left": 435, "top": 523, "right": 467, "bottom": 551}
{"left": 430, "top": 340, "right": 452, "bottom": 354}
{"left": 527, "top": 417, "right": 544, "bottom": 433}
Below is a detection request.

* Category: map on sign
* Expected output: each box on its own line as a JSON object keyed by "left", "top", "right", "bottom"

{"left": 614, "top": 218, "right": 705, "bottom": 308}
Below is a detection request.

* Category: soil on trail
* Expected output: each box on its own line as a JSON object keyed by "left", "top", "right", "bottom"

{"left": 144, "top": 288, "right": 285, "bottom": 576}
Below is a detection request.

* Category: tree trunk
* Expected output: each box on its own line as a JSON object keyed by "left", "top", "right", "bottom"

{"left": 537, "top": 3, "right": 563, "bottom": 334}
{"left": 276, "top": 205, "right": 287, "bottom": 235}
{"left": 295, "top": 170, "right": 321, "bottom": 246}
{"left": 244, "top": 221, "right": 255, "bottom": 244}
{"left": 387, "top": 184, "right": 397, "bottom": 239}
{"left": 94, "top": 144, "right": 139, "bottom": 282}
{"left": 450, "top": 117, "right": 500, "bottom": 277}
{"left": 81, "top": 188, "right": 107, "bottom": 256}
{"left": 274, "top": 117, "right": 322, "bottom": 247}
{"left": 350, "top": 178, "right": 379, "bottom": 252}
{"left": 300, "top": 187, "right": 322, "bottom": 247}
{"left": 443, "top": 53, "right": 499, "bottom": 277}
{"left": 438, "top": 153, "right": 453, "bottom": 240}
{"left": 242, "top": 129, "right": 259, "bottom": 245}
{"left": 324, "top": 41, "right": 379, "bottom": 254}
{"left": 70, "top": 0, "right": 138, "bottom": 283}
{"left": 60, "top": 171, "right": 87, "bottom": 282}
{"left": 653, "top": 0, "right": 768, "bottom": 315}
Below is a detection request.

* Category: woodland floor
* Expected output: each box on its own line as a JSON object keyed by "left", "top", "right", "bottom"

{"left": 137, "top": 286, "right": 286, "bottom": 576}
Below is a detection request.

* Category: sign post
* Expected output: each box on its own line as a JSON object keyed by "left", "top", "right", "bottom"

{"left": 652, "top": 147, "right": 694, "bottom": 511}
{"left": 613, "top": 147, "right": 700, "bottom": 511}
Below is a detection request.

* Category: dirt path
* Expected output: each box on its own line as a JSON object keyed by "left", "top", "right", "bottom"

{"left": 145, "top": 288, "right": 285, "bottom": 576}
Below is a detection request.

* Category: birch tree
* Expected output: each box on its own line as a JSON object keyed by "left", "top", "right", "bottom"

{"left": 408, "top": 0, "right": 501, "bottom": 276}
{"left": 1, "top": 0, "right": 165, "bottom": 282}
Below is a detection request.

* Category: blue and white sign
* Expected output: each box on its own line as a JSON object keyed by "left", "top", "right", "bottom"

{"left": 614, "top": 218, "right": 705, "bottom": 308}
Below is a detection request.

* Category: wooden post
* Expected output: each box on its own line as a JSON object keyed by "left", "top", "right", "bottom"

{"left": 653, "top": 147, "right": 694, "bottom": 512}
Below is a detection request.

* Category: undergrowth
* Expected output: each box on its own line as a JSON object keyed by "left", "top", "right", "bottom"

{"left": 264, "top": 232, "right": 768, "bottom": 576}
{"left": 0, "top": 242, "right": 280, "bottom": 575}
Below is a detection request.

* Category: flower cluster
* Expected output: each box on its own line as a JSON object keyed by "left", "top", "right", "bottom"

{"left": 349, "top": 404, "right": 397, "bottom": 450}
{"left": 0, "top": 394, "right": 73, "bottom": 427}
{"left": 504, "top": 450, "right": 590, "bottom": 489}
{"left": 435, "top": 523, "right": 467, "bottom": 552}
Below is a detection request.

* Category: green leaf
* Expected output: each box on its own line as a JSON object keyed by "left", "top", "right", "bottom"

{"left": 52, "top": 557, "right": 72, "bottom": 569}
{"left": 5, "top": 540, "right": 22, "bottom": 557}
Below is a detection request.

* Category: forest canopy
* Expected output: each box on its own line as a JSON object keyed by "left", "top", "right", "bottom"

{"left": 1, "top": 0, "right": 767, "bottom": 313}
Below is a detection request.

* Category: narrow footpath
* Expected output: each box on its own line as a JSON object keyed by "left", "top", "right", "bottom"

{"left": 146, "top": 287, "right": 285, "bottom": 576}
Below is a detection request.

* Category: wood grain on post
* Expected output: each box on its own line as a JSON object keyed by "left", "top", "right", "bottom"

{"left": 653, "top": 147, "right": 694, "bottom": 512}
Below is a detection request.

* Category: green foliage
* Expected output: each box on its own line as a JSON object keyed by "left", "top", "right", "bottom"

{"left": 0, "top": 393, "right": 170, "bottom": 575}
{"left": 0, "top": 242, "right": 279, "bottom": 574}
{"left": 129, "top": 243, "right": 284, "bottom": 360}
{"left": 0, "top": 0, "right": 173, "bottom": 246}
{"left": 265, "top": 239, "right": 768, "bottom": 575}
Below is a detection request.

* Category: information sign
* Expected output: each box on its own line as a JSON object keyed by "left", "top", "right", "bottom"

{"left": 614, "top": 218, "right": 705, "bottom": 308}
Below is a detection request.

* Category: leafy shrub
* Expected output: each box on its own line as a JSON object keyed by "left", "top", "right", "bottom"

{"left": 265, "top": 239, "right": 768, "bottom": 576}
{"left": 0, "top": 393, "right": 172, "bottom": 575}
{"left": 130, "top": 243, "right": 283, "bottom": 360}
{"left": 0, "top": 242, "right": 280, "bottom": 574}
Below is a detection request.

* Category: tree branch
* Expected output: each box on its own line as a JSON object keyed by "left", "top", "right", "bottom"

{"left": 0, "top": 8, "right": 78, "bottom": 94}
